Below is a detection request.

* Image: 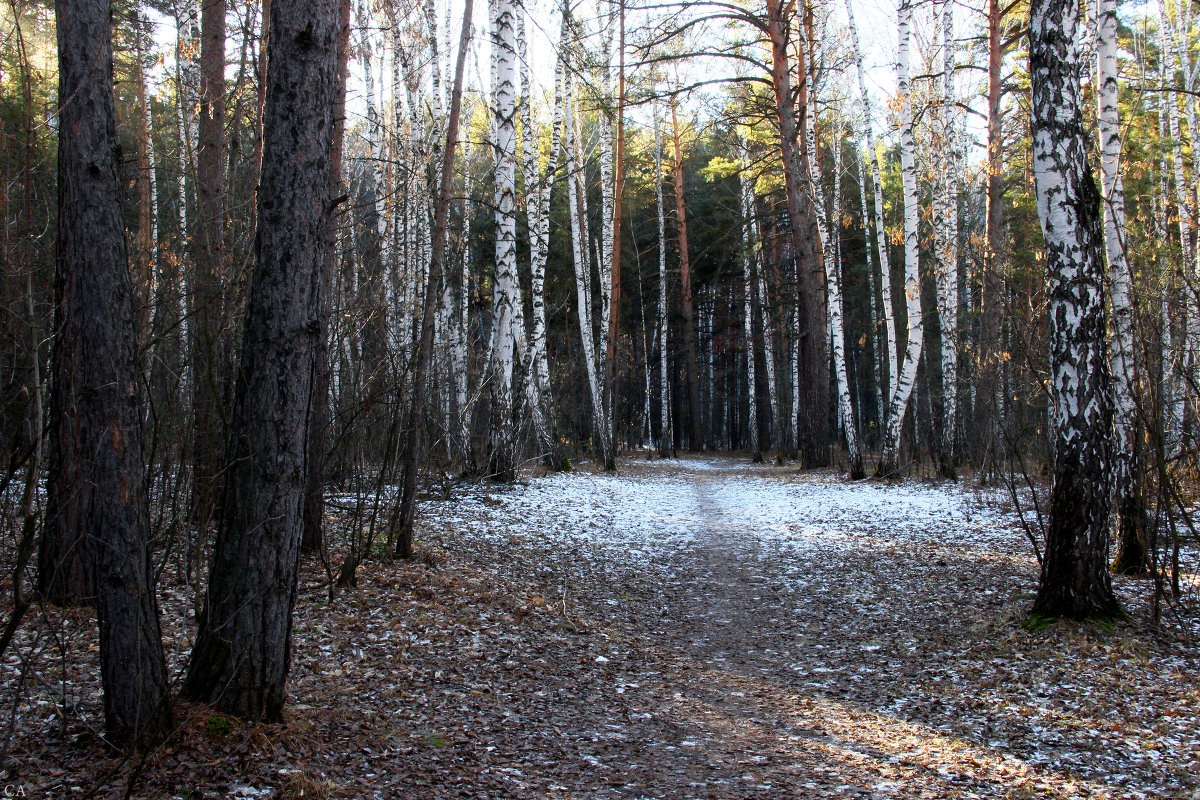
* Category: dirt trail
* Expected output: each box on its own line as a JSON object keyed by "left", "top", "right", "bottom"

{"left": 10, "top": 457, "right": 1196, "bottom": 799}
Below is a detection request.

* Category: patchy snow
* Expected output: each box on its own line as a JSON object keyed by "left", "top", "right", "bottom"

{"left": 425, "top": 457, "right": 1025, "bottom": 571}
{"left": 7, "top": 454, "right": 1198, "bottom": 798}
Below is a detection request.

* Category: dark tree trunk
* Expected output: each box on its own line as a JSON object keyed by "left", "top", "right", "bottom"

{"left": 183, "top": 0, "right": 340, "bottom": 721}
{"left": 765, "top": 0, "right": 823, "bottom": 463}
{"left": 45, "top": 0, "right": 171, "bottom": 749}
{"left": 396, "top": 0, "right": 474, "bottom": 559}
{"left": 669, "top": 99, "right": 702, "bottom": 450}
{"left": 794, "top": 0, "right": 829, "bottom": 469}
{"left": 976, "top": 0, "right": 1007, "bottom": 469}
{"left": 1028, "top": 0, "right": 1122, "bottom": 622}
{"left": 192, "top": 0, "right": 228, "bottom": 536}
{"left": 1112, "top": 440, "right": 1149, "bottom": 574}
{"left": 302, "top": 0, "right": 353, "bottom": 554}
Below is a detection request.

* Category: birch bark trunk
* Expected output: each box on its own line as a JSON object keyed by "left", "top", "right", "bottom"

{"left": 521, "top": 6, "right": 567, "bottom": 470}
{"left": 1096, "top": 0, "right": 1148, "bottom": 572}
{"left": 802, "top": 91, "right": 863, "bottom": 479}
{"left": 1029, "top": 0, "right": 1122, "bottom": 621}
{"left": 738, "top": 138, "right": 761, "bottom": 462}
{"left": 564, "top": 70, "right": 611, "bottom": 466}
{"left": 878, "top": 0, "right": 925, "bottom": 478}
{"left": 489, "top": 0, "right": 520, "bottom": 481}
{"left": 935, "top": 0, "right": 960, "bottom": 478}
{"left": 845, "top": 0, "right": 897, "bottom": 421}
{"left": 654, "top": 98, "right": 671, "bottom": 458}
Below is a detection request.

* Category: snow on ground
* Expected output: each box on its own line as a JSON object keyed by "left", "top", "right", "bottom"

{"left": 6, "top": 454, "right": 1198, "bottom": 798}
{"left": 423, "top": 455, "right": 1027, "bottom": 572}
{"left": 416, "top": 455, "right": 1199, "bottom": 799}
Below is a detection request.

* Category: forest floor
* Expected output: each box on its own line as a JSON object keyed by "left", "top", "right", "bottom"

{"left": 4, "top": 455, "right": 1200, "bottom": 799}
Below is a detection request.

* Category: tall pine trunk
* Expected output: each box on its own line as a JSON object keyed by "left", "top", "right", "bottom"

{"left": 670, "top": 98, "right": 702, "bottom": 450}
{"left": 183, "top": 0, "right": 340, "bottom": 721}
{"left": 192, "top": 0, "right": 227, "bottom": 536}
{"left": 302, "top": 0, "right": 353, "bottom": 554}
{"left": 46, "top": 0, "right": 171, "bottom": 748}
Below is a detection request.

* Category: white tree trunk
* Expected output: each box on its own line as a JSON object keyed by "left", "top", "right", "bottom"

{"left": 596, "top": 4, "right": 616, "bottom": 449}
{"left": 845, "top": 0, "right": 898, "bottom": 409}
{"left": 1161, "top": 1, "right": 1190, "bottom": 445}
{"left": 858, "top": 149, "right": 885, "bottom": 437}
{"left": 520, "top": 6, "right": 567, "bottom": 468}
{"left": 174, "top": 2, "right": 195, "bottom": 390}
{"left": 935, "top": 0, "right": 959, "bottom": 475}
{"left": 802, "top": 90, "right": 862, "bottom": 478}
{"left": 879, "top": 0, "right": 925, "bottom": 478}
{"left": 738, "top": 138, "right": 761, "bottom": 461}
{"left": 1029, "top": 0, "right": 1120, "bottom": 619}
{"left": 1097, "top": 0, "right": 1146, "bottom": 567}
{"left": 654, "top": 98, "right": 671, "bottom": 456}
{"left": 489, "top": 0, "right": 520, "bottom": 479}
{"left": 564, "top": 72, "right": 609, "bottom": 464}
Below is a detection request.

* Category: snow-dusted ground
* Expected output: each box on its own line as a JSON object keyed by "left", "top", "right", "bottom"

{"left": 428, "top": 456, "right": 1022, "bottom": 564}
{"left": 418, "top": 455, "right": 1199, "bottom": 799}
{"left": 8, "top": 455, "right": 1197, "bottom": 798}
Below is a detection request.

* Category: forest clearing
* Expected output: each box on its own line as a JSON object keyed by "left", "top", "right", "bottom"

{"left": 5, "top": 457, "right": 1197, "bottom": 798}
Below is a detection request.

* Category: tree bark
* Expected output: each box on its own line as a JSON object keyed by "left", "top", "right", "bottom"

{"left": 302, "top": 0, "right": 353, "bottom": 554}
{"left": 192, "top": 0, "right": 228, "bottom": 537}
{"left": 935, "top": 0, "right": 960, "bottom": 479}
{"left": 654, "top": 98, "right": 672, "bottom": 458}
{"left": 606, "top": 0, "right": 625, "bottom": 467}
{"left": 878, "top": 0, "right": 925, "bottom": 479}
{"left": 977, "top": 0, "right": 1007, "bottom": 470}
{"left": 1095, "top": 0, "right": 1147, "bottom": 573}
{"left": 669, "top": 97, "right": 702, "bottom": 450}
{"left": 738, "top": 140, "right": 762, "bottom": 463}
{"left": 46, "top": 0, "right": 172, "bottom": 749}
{"left": 488, "top": 0, "right": 520, "bottom": 481}
{"left": 395, "top": 0, "right": 474, "bottom": 557}
{"left": 764, "top": 0, "right": 823, "bottom": 463}
{"left": 1029, "top": 0, "right": 1122, "bottom": 621}
{"left": 183, "top": 0, "right": 340, "bottom": 721}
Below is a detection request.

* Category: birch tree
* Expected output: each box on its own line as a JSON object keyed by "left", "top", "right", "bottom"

{"left": 737, "top": 136, "right": 761, "bottom": 462}
{"left": 1028, "top": 0, "right": 1122, "bottom": 621}
{"left": 489, "top": 0, "right": 520, "bottom": 480}
{"left": 1096, "top": 0, "right": 1148, "bottom": 573}
{"left": 564, "top": 65, "right": 611, "bottom": 466}
{"left": 802, "top": 90, "right": 863, "bottom": 478}
{"left": 654, "top": 96, "right": 672, "bottom": 458}
{"left": 934, "top": 0, "right": 959, "bottom": 478}
{"left": 878, "top": 0, "right": 925, "bottom": 478}
{"left": 521, "top": 4, "right": 567, "bottom": 470}
{"left": 845, "top": 0, "right": 897, "bottom": 421}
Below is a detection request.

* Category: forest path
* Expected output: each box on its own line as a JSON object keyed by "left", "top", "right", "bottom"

{"left": 46, "top": 456, "right": 1188, "bottom": 798}
{"left": 393, "top": 456, "right": 1185, "bottom": 799}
